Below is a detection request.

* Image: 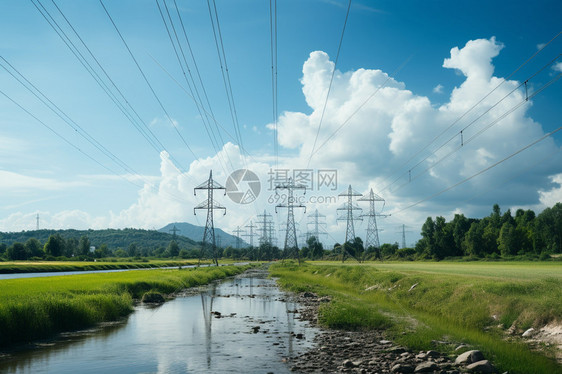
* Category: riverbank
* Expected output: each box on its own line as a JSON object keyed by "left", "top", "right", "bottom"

{"left": 0, "top": 260, "right": 202, "bottom": 274}
{"left": 0, "top": 264, "right": 251, "bottom": 347}
{"left": 271, "top": 261, "right": 561, "bottom": 374}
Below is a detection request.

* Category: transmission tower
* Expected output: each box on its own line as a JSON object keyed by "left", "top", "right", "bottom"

{"left": 337, "top": 185, "right": 363, "bottom": 262}
{"left": 194, "top": 170, "right": 226, "bottom": 266}
{"left": 398, "top": 224, "right": 413, "bottom": 249}
{"left": 242, "top": 221, "right": 257, "bottom": 247}
{"left": 257, "top": 210, "right": 274, "bottom": 246}
{"left": 358, "top": 189, "right": 388, "bottom": 250}
{"left": 306, "top": 209, "right": 327, "bottom": 244}
{"left": 169, "top": 225, "right": 180, "bottom": 240}
{"left": 233, "top": 226, "right": 245, "bottom": 249}
{"left": 275, "top": 178, "right": 306, "bottom": 263}
{"left": 36, "top": 213, "right": 39, "bottom": 231}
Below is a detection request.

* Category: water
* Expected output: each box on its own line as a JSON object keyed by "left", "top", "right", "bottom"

{"left": 0, "top": 263, "right": 249, "bottom": 280}
{"left": 0, "top": 270, "right": 318, "bottom": 373}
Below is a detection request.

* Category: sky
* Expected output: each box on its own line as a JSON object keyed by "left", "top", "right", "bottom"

{"left": 0, "top": 0, "right": 561, "bottom": 248}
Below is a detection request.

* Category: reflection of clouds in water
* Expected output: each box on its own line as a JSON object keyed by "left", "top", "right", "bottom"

{"left": 0, "top": 275, "right": 318, "bottom": 374}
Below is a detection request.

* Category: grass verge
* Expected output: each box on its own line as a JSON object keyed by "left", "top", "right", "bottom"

{"left": 0, "top": 264, "right": 250, "bottom": 347}
{"left": 270, "top": 261, "right": 561, "bottom": 374}
{"left": 0, "top": 260, "right": 203, "bottom": 274}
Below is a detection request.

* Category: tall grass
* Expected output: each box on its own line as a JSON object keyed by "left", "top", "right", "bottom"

{"left": 0, "top": 265, "right": 250, "bottom": 347}
{"left": 270, "top": 262, "right": 561, "bottom": 374}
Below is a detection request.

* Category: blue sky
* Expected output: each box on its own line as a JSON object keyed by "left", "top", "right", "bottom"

{"left": 1, "top": 0, "right": 561, "bottom": 248}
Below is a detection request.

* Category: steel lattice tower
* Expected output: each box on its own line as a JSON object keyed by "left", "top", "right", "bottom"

{"left": 275, "top": 178, "right": 306, "bottom": 263}
{"left": 306, "top": 209, "right": 327, "bottom": 244}
{"left": 194, "top": 170, "right": 226, "bottom": 266}
{"left": 242, "top": 221, "right": 256, "bottom": 247}
{"left": 337, "top": 185, "right": 363, "bottom": 262}
{"left": 257, "top": 210, "right": 274, "bottom": 246}
{"left": 233, "top": 226, "right": 244, "bottom": 249}
{"left": 358, "top": 188, "right": 386, "bottom": 250}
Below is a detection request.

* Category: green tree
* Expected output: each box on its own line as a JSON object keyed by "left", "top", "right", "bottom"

{"left": 462, "top": 221, "right": 485, "bottom": 257}
{"left": 66, "top": 237, "right": 78, "bottom": 257}
{"left": 0, "top": 243, "right": 7, "bottom": 257}
{"left": 44, "top": 234, "right": 65, "bottom": 257}
{"left": 498, "top": 221, "right": 518, "bottom": 256}
{"left": 306, "top": 236, "right": 324, "bottom": 260}
{"left": 24, "top": 238, "right": 44, "bottom": 258}
{"left": 128, "top": 243, "right": 139, "bottom": 257}
{"left": 79, "top": 235, "right": 91, "bottom": 256}
{"left": 167, "top": 240, "right": 180, "bottom": 257}
{"left": 7, "top": 242, "right": 27, "bottom": 260}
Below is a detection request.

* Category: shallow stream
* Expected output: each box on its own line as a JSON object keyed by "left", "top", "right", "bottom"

{"left": 0, "top": 268, "right": 318, "bottom": 373}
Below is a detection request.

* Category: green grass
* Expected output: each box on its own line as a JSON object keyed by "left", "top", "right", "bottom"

{"left": 270, "top": 261, "right": 562, "bottom": 374}
{"left": 0, "top": 264, "right": 250, "bottom": 346}
{"left": 0, "top": 260, "right": 203, "bottom": 274}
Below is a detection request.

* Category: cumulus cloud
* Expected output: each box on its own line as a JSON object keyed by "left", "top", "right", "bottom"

{"left": 2, "top": 37, "right": 559, "bottom": 245}
{"left": 433, "top": 84, "right": 444, "bottom": 94}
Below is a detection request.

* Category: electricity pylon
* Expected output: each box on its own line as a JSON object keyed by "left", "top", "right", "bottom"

{"left": 275, "top": 178, "right": 306, "bottom": 263}
{"left": 233, "top": 226, "right": 245, "bottom": 249}
{"left": 398, "top": 224, "right": 413, "bottom": 249}
{"left": 257, "top": 210, "right": 274, "bottom": 246}
{"left": 358, "top": 188, "right": 387, "bottom": 250}
{"left": 306, "top": 209, "right": 327, "bottom": 244}
{"left": 194, "top": 170, "right": 226, "bottom": 266}
{"left": 337, "top": 185, "right": 362, "bottom": 262}
{"left": 242, "top": 221, "right": 257, "bottom": 247}
{"left": 169, "top": 225, "right": 180, "bottom": 240}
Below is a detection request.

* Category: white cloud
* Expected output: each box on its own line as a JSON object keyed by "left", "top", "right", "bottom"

{"left": 553, "top": 62, "right": 562, "bottom": 73}
{"left": 537, "top": 43, "right": 547, "bottom": 50}
{"left": 433, "top": 84, "right": 444, "bottom": 94}
{"left": 0, "top": 170, "right": 87, "bottom": 193}
{"left": 2, "top": 37, "right": 560, "bottom": 246}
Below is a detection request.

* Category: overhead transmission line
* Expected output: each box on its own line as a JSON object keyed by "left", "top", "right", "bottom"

{"left": 270, "top": 0, "right": 278, "bottom": 169}
{"left": 99, "top": 0, "right": 198, "bottom": 161}
{"left": 206, "top": 0, "right": 245, "bottom": 157}
{"left": 155, "top": 0, "right": 232, "bottom": 174}
{"left": 385, "top": 63, "right": 561, "bottom": 194}
{"left": 392, "top": 125, "right": 562, "bottom": 214}
{"left": 375, "top": 31, "right": 562, "bottom": 192}
{"left": 306, "top": 0, "right": 352, "bottom": 169}
{"left": 31, "top": 0, "right": 189, "bottom": 173}
{"left": 308, "top": 55, "right": 413, "bottom": 159}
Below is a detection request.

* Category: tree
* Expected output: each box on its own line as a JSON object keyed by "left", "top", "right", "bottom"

{"left": 462, "top": 221, "right": 485, "bottom": 257}
{"left": 306, "top": 236, "right": 324, "bottom": 260}
{"left": 128, "top": 243, "right": 139, "bottom": 257}
{"left": 24, "top": 238, "right": 44, "bottom": 258}
{"left": 79, "top": 236, "right": 91, "bottom": 256}
{"left": 66, "top": 237, "right": 78, "bottom": 257}
{"left": 498, "top": 221, "right": 518, "bottom": 256}
{"left": 44, "top": 234, "right": 65, "bottom": 257}
{"left": 7, "top": 242, "right": 27, "bottom": 260}
{"left": 0, "top": 243, "right": 7, "bottom": 257}
{"left": 167, "top": 240, "right": 180, "bottom": 257}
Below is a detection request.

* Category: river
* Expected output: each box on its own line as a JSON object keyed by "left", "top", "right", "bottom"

{"left": 0, "top": 268, "right": 318, "bottom": 373}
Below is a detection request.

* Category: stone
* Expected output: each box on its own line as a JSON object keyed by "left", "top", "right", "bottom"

{"left": 522, "top": 327, "right": 535, "bottom": 337}
{"left": 414, "top": 361, "right": 439, "bottom": 372}
{"left": 342, "top": 359, "right": 356, "bottom": 368}
{"left": 466, "top": 360, "right": 495, "bottom": 373}
{"left": 391, "top": 363, "right": 415, "bottom": 373}
{"left": 380, "top": 340, "right": 393, "bottom": 345}
{"left": 389, "top": 347, "right": 407, "bottom": 354}
{"left": 454, "top": 344, "right": 469, "bottom": 351}
{"left": 425, "top": 350, "right": 440, "bottom": 358}
{"left": 455, "top": 350, "right": 485, "bottom": 365}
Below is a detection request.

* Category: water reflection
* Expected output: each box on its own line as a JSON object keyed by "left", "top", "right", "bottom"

{"left": 0, "top": 271, "right": 317, "bottom": 373}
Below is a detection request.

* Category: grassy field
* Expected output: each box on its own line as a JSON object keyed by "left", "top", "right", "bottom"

{"left": 270, "top": 261, "right": 561, "bottom": 374}
{"left": 0, "top": 259, "right": 206, "bottom": 274}
{"left": 0, "top": 264, "right": 250, "bottom": 347}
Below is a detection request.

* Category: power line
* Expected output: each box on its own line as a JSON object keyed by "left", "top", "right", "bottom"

{"left": 32, "top": 0, "right": 188, "bottom": 173}
{"left": 376, "top": 31, "right": 562, "bottom": 191}
{"left": 307, "top": 0, "right": 352, "bottom": 169}
{"left": 393, "top": 125, "right": 562, "bottom": 214}
{"left": 99, "top": 0, "right": 198, "bottom": 161}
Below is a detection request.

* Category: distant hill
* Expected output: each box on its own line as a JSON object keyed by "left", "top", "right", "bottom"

{"left": 0, "top": 228, "right": 197, "bottom": 250}
{"left": 159, "top": 222, "right": 247, "bottom": 248}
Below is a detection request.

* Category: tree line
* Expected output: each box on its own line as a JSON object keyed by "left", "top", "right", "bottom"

{"left": 414, "top": 203, "right": 561, "bottom": 260}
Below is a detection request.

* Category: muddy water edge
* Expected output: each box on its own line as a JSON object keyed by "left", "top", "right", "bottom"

{"left": 0, "top": 267, "right": 319, "bottom": 374}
